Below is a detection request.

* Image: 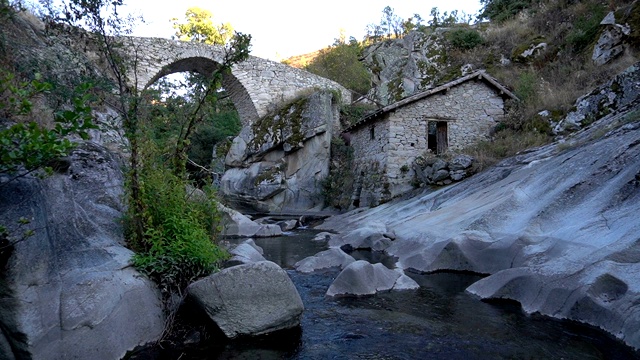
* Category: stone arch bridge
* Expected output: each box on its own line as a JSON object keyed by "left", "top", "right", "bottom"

{"left": 116, "top": 36, "right": 351, "bottom": 125}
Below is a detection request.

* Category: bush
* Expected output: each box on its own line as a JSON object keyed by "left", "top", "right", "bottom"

{"left": 566, "top": 3, "right": 606, "bottom": 53}
{"left": 478, "top": 0, "right": 535, "bottom": 23}
{"left": 128, "top": 165, "right": 227, "bottom": 296}
{"left": 447, "top": 28, "right": 484, "bottom": 50}
{"left": 321, "top": 137, "right": 355, "bottom": 210}
{"left": 340, "top": 103, "right": 377, "bottom": 127}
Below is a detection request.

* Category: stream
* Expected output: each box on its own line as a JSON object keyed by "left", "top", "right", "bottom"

{"left": 133, "top": 229, "right": 640, "bottom": 359}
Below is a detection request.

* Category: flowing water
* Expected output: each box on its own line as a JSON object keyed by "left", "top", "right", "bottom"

{"left": 131, "top": 229, "right": 640, "bottom": 359}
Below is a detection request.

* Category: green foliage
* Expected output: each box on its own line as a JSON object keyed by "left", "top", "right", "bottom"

{"left": 566, "top": 3, "right": 606, "bottom": 54}
{"left": 304, "top": 39, "right": 371, "bottom": 96}
{"left": 0, "top": 71, "right": 97, "bottom": 181}
{"left": 321, "top": 137, "right": 355, "bottom": 210}
{"left": 514, "top": 71, "right": 539, "bottom": 105}
{"left": 340, "top": 103, "right": 377, "bottom": 127}
{"left": 172, "top": 7, "right": 234, "bottom": 45}
{"left": 129, "top": 165, "right": 227, "bottom": 295}
{"left": 478, "top": 0, "right": 535, "bottom": 23}
{"left": 188, "top": 107, "right": 241, "bottom": 167}
{"left": 447, "top": 28, "right": 484, "bottom": 50}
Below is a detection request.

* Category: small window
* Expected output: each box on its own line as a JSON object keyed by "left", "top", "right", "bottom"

{"left": 369, "top": 125, "right": 375, "bottom": 140}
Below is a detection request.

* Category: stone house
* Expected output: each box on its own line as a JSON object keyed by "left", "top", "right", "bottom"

{"left": 344, "top": 70, "right": 517, "bottom": 207}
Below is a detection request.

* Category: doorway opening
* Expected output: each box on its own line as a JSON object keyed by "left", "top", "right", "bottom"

{"left": 427, "top": 121, "right": 448, "bottom": 154}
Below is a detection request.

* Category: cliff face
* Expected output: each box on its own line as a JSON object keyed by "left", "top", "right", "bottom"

{"left": 319, "top": 62, "right": 640, "bottom": 349}
{"left": 360, "top": 30, "right": 450, "bottom": 106}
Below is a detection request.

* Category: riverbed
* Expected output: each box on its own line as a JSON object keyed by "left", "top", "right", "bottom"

{"left": 130, "top": 229, "right": 640, "bottom": 359}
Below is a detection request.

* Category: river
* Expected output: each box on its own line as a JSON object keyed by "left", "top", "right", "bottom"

{"left": 129, "top": 229, "right": 640, "bottom": 359}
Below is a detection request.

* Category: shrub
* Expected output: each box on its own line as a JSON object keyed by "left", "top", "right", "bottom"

{"left": 566, "top": 3, "right": 607, "bottom": 54}
{"left": 478, "top": 0, "right": 536, "bottom": 23}
{"left": 321, "top": 137, "right": 355, "bottom": 210}
{"left": 128, "top": 164, "right": 227, "bottom": 297}
{"left": 340, "top": 103, "right": 377, "bottom": 127}
{"left": 447, "top": 28, "right": 484, "bottom": 50}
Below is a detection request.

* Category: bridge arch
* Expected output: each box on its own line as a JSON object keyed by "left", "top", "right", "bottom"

{"left": 120, "top": 36, "right": 351, "bottom": 126}
{"left": 143, "top": 56, "right": 259, "bottom": 125}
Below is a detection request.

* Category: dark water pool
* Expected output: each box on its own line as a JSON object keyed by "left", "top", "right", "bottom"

{"left": 130, "top": 230, "right": 640, "bottom": 359}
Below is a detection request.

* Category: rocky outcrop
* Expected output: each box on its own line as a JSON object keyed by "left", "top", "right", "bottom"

{"left": 186, "top": 261, "right": 304, "bottom": 338}
{"left": 361, "top": 30, "right": 449, "bottom": 105}
{"left": 0, "top": 142, "right": 164, "bottom": 360}
{"left": 318, "top": 97, "right": 640, "bottom": 348}
{"left": 220, "top": 90, "right": 340, "bottom": 213}
{"left": 326, "top": 260, "right": 419, "bottom": 297}
{"left": 592, "top": 12, "right": 631, "bottom": 66}
{"left": 554, "top": 62, "right": 640, "bottom": 134}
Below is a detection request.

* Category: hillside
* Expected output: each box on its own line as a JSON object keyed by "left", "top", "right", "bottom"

{"left": 296, "top": 0, "right": 639, "bottom": 121}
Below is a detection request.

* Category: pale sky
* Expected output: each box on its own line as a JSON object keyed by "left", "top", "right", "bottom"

{"left": 125, "top": 0, "right": 483, "bottom": 61}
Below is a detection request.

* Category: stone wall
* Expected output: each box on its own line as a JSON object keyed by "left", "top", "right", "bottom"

{"left": 349, "top": 80, "right": 505, "bottom": 205}
{"left": 349, "top": 117, "right": 391, "bottom": 207}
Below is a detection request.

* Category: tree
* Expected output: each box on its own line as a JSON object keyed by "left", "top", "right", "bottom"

{"left": 305, "top": 35, "right": 371, "bottom": 96}
{"left": 40, "top": 0, "right": 251, "bottom": 297}
{"left": 172, "top": 7, "right": 233, "bottom": 45}
{"left": 477, "top": 0, "right": 535, "bottom": 23}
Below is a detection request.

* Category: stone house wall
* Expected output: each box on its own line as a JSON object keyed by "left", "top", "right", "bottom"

{"left": 349, "top": 79, "right": 506, "bottom": 207}
{"left": 349, "top": 118, "right": 391, "bottom": 207}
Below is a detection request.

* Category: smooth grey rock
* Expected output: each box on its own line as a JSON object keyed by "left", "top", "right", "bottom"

{"left": 393, "top": 274, "right": 420, "bottom": 290}
{"left": 277, "top": 219, "right": 298, "bottom": 231}
{"left": 218, "top": 204, "right": 262, "bottom": 238}
{"left": 229, "top": 242, "right": 267, "bottom": 264}
{"left": 0, "top": 142, "right": 164, "bottom": 360}
{"left": 187, "top": 261, "right": 304, "bottom": 338}
{"left": 312, "top": 232, "right": 333, "bottom": 242}
{"left": 254, "top": 224, "right": 283, "bottom": 237}
{"left": 294, "top": 248, "right": 356, "bottom": 273}
{"left": 328, "top": 221, "right": 390, "bottom": 250}
{"left": 326, "top": 261, "right": 402, "bottom": 297}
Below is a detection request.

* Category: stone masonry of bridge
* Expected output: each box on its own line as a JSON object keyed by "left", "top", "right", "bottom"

{"left": 117, "top": 36, "right": 351, "bottom": 125}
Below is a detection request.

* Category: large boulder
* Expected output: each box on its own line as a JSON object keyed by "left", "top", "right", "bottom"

{"left": 228, "top": 240, "right": 266, "bottom": 265}
{"left": 294, "top": 248, "right": 356, "bottom": 273}
{"left": 218, "top": 204, "right": 283, "bottom": 238}
{"left": 0, "top": 142, "right": 164, "bottom": 360}
{"left": 220, "top": 90, "right": 340, "bottom": 212}
{"left": 326, "top": 260, "right": 419, "bottom": 297}
{"left": 186, "top": 261, "right": 304, "bottom": 338}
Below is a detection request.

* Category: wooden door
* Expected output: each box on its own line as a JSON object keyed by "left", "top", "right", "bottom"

{"left": 436, "top": 121, "right": 448, "bottom": 154}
